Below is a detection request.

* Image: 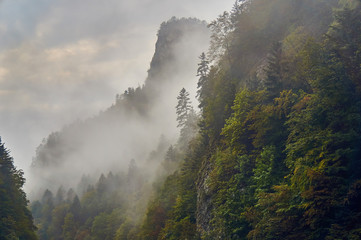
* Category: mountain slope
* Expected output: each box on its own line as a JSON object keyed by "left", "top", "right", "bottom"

{"left": 29, "top": 17, "right": 209, "bottom": 195}
{"left": 137, "top": 0, "right": 361, "bottom": 239}
{"left": 28, "top": 0, "right": 361, "bottom": 239}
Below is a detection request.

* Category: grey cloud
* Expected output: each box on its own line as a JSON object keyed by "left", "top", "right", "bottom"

{"left": 0, "top": 0, "right": 234, "bottom": 184}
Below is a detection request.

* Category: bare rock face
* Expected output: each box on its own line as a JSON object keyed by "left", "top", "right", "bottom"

{"left": 196, "top": 156, "right": 214, "bottom": 236}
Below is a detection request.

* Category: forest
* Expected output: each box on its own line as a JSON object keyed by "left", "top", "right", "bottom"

{"left": 1, "top": 0, "right": 361, "bottom": 239}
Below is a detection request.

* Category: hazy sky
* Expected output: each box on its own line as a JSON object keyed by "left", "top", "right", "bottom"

{"left": 0, "top": 0, "right": 235, "bottom": 175}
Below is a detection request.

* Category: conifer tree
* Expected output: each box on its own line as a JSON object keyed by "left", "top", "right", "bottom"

{"left": 263, "top": 41, "right": 283, "bottom": 99}
{"left": 326, "top": 1, "right": 361, "bottom": 93}
{"left": 196, "top": 53, "right": 209, "bottom": 94}
{"left": 208, "top": 11, "right": 235, "bottom": 62}
{"left": 0, "top": 138, "right": 37, "bottom": 240}
{"left": 196, "top": 53, "right": 210, "bottom": 110}
{"left": 176, "top": 88, "right": 192, "bottom": 128}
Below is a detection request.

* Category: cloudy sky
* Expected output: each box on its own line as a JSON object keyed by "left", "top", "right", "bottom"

{"left": 0, "top": 0, "right": 234, "bottom": 176}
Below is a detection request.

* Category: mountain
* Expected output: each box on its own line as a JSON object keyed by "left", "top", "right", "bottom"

{"left": 28, "top": 0, "right": 361, "bottom": 239}
{"left": 29, "top": 17, "right": 209, "bottom": 195}
{"left": 137, "top": 0, "right": 361, "bottom": 239}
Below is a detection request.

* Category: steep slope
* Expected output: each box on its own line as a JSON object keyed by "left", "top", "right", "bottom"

{"left": 136, "top": 0, "right": 361, "bottom": 239}
{"left": 197, "top": 0, "right": 341, "bottom": 235}
{"left": 27, "top": 0, "right": 361, "bottom": 238}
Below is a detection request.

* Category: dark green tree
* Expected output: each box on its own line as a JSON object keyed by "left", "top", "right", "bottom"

{"left": 196, "top": 52, "right": 210, "bottom": 105}
{"left": 0, "top": 138, "right": 37, "bottom": 240}
{"left": 62, "top": 213, "right": 77, "bottom": 240}
{"left": 326, "top": 1, "right": 361, "bottom": 93}
{"left": 176, "top": 88, "right": 192, "bottom": 128}
{"left": 263, "top": 41, "right": 283, "bottom": 99}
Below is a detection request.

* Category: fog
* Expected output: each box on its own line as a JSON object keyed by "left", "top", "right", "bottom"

{"left": 0, "top": 5, "right": 222, "bottom": 198}
{"left": 0, "top": 0, "right": 235, "bottom": 195}
{"left": 27, "top": 17, "right": 210, "bottom": 199}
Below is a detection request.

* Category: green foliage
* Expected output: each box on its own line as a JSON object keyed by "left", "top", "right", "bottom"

{"left": 0, "top": 139, "right": 38, "bottom": 240}
{"left": 62, "top": 213, "right": 77, "bottom": 240}
{"left": 246, "top": 184, "right": 306, "bottom": 240}
{"left": 199, "top": 67, "right": 236, "bottom": 143}
{"left": 115, "top": 219, "right": 134, "bottom": 240}
{"left": 176, "top": 88, "right": 192, "bottom": 128}
{"left": 326, "top": 1, "right": 361, "bottom": 92}
{"left": 139, "top": 133, "right": 206, "bottom": 240}
{"left": 221, "top": 89, "right": 264, "bottom": 153}
{"left": 29, "top": 1, "right": 361, "bottom": 239}
{"left": 32, "top": 171, "right": 132, "bottom": 240}
{"left": 252, "top": 146, "right": 278, "bottom": 193}
{"left": 159, "top": 216, "right": 198, "bottom": 240}
{"left": 91, "top": 209, "right": 122, "bottom": 240}
{"left": 138, "top": 174, "right": 179, "bottom": 240}
{"left": 284, "top": 36, "right": 361, "bottom": 239}
{"left": 196, "top": 52, "right": 210, "bottom": 102}
{"left": 263, "top": 42, "right": 283, "bottom": 99}
{"left": 158, "top": 136, "right": 206, "bottom": 239}
{"left": 206, "top": 153, "right": 254, "bottom": 239}
{"left": 196, "top": 1, "right": 361, "bottom": 239}
{"left": 140, "top": 1, "right": 360, "bottom": 239}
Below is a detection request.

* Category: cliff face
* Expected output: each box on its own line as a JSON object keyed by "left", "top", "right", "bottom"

{"left": 147, "top": 17, "right": 209, "bottom": 84}
{"left": 196, "top": 158, "right": 213, "bottom": 235}
{"left": 144, "top": 17, "right": 210, "bottom": 104}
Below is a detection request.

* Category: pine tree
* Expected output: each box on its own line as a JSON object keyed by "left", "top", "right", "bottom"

{"left": 0, "top": 138, "right": 38, "bottom": 239}
{"left": 196, "top": 53, "right": 209, "bottom": 96}
{"left": 263, "top": 41, "right": 283, "bottom": 99}
{"left": 62, "top": 213, "right": 77, "bottom": 240}
{"left": 196, "top": 53, "right": 210, "bottom": 111}
{"left": 208, "top": 11, "right": 235, "bottom": 62}
{"left": 162, "top": 145, "right": 178, "bottom": 173}
{"left": 326, "top": 1, "right": 361, "bottom": 93}
{"left": 178, "top": 108, "right": 199, "bottom": 152}
{"left": 176, "top": 88, "right": 192, "bottom": 128}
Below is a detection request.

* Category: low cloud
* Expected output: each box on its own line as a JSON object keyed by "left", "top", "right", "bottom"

{"left": 0, "top": 0, "right": 234, "bottom": 182}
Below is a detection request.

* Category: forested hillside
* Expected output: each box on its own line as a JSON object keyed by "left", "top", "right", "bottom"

{"left": 138, "top": 0, "right": 361, "bottom": 239}
{"left": 0, "top": 139, "right": 37, "bottom": 239}
{"left": 26, "top": 0, "right": 361, "bottom": 239}
{"left": 28, "top": 18, "right": 207, "bottom": 239}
